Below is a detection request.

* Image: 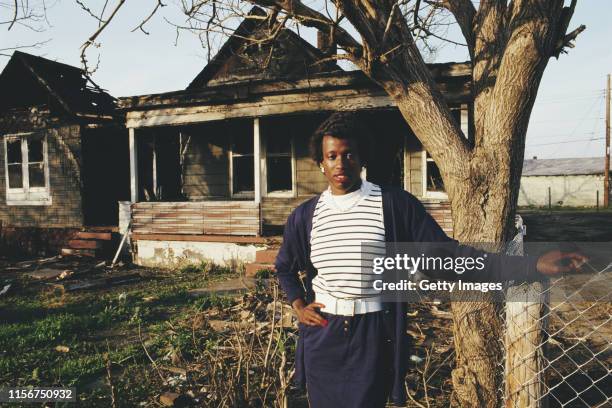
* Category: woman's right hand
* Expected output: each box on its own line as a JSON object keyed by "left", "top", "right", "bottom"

{"left": 292, "top": 299, "right": 328, "bottom": 327}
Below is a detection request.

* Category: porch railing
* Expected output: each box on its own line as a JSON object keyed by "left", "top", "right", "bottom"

{"left": 131, "top": 201, "right": 260, "bottom": 236}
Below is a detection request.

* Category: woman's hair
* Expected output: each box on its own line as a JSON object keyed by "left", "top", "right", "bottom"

{"left": 309, "top": 111, "right": 370, "bottom": 165}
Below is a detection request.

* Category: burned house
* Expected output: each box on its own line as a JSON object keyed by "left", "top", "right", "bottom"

{"left": 119, "top": 8, "right": 471, "bottom": 268}
{"left": 0, "top": 51, "right": 129, "bottom": 256}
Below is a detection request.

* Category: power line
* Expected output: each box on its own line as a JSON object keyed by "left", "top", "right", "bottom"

{"left": 534, "top": 89, "right": 605, "bottom": 103}
{"left": 527, "top": 137, "right": 605, "bottom": 147}
{"left": 527, "top": 131, "right": 598, "bottom": 140}
{"left": 546, "top": 93, "right": 606, "bottom": 157}
{"left": 530, "top": 116, "right": 604, "bottom": 124}
{"left": 534, "top": 92, "right": 605, "bottom": 105}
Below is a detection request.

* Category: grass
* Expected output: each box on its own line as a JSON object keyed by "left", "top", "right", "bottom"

{"left": 0, "top": 261, "right": 239, "bottom": 406}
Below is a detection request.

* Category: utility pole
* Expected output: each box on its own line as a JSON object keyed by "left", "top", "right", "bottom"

{"left": 605, "top": 74, "right": 610, "bottom": 207}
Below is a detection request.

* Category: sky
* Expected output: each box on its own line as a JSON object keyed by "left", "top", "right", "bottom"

{"left": 1, "top": 0, "right": 610, "bottom": 160}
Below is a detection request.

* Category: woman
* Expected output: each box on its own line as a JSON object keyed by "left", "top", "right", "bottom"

{"left": 275, "top": 112, "right": 586, "bottom": 407}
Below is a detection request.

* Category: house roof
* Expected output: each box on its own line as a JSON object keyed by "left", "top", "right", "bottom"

{"left": 187, "top": 6, "right": 341, "bottom": 89}
{"left": 119, "top": 62, "right": 471, "bottom": 112}
{"left": 0, "top": 51, "right": 117, "bottom": 118}
{"left": 522, "top": 157, "right": 611, "bottom": 176}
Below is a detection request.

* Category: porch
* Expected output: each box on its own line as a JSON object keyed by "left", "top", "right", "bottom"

{"left": 120, "top": 69, "right": 469, "bottom": 267}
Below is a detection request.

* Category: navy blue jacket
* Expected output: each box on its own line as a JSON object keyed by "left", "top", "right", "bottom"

{"left": 275, "top": 186, "right": 539, "bottom": 404}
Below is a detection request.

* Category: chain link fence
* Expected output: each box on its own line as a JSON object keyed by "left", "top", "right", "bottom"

{"left": 500, "top": 216, "right": 611, "bottom": 408}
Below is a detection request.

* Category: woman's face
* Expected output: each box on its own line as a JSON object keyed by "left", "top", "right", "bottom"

{"left": 320, "top": 135, "right": 363, "bottom": 195}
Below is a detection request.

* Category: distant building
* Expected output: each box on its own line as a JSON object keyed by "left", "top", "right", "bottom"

{"left": 519, "top": 157, "right": 611, "bottom": 207}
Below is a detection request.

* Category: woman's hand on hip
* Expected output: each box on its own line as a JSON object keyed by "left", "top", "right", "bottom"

{"left": 292, "top": 299, "right": 328, "bottom": 327}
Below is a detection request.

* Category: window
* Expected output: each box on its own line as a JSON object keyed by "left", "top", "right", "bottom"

{"left": 421, "top": 104, "right": 468, "bottom": 199}
{"left": 230, "top": 134, "right": 254, "bottom": 197}
{"left": 4, "top": 133, "right": 51, "bottom": 205}
{"left": 423, "top": 151, "right": 447, "bottom": 199}
{"left": 265, "top": 132, "right": 294, "bottom": 195}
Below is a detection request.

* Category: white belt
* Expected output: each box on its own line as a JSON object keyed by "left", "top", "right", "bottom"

{"left": 315, "top": 292, "right": 383, "bottom": 316}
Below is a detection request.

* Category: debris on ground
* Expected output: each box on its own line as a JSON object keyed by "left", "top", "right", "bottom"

{"left": 25, "top": 268, "right": 68, "bottom": 280}
{"left": 159, "top": 391, "right": 193, "bottom": 407}
{"left": 187, "top": 277, "right": 256, "bottom": 297}
{"left": 50, "top": 273, "right": 142, "bottom": 292}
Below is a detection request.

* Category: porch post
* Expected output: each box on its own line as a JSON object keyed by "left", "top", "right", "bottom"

{"left": 129, "top": 128, "right": 139, "bottom": 203}
{"left": 253, "top": 118, "right": 262, "bottom": 204}
{"left": 460, "top": 103, "right": 469, "bottom": 136}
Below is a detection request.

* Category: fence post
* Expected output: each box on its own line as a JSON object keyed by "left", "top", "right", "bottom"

{"left": 548, "top": 187, "right": 552, "bottom": 210}
{"left": 504, "top": 216, "right": 548, "bottom": 408}
{"left": 596, "top": 190, "right": 600, "bottom": 211}
{"left": 505, "top": 284, "right": 548, "bottom": 408}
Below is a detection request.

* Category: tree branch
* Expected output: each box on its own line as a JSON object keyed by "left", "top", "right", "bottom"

{"left": 8, "top": 0, "right": 18, "bottom": 30}
{"left": 551, "top": 0, "right": 584, "bottom": 58}
{"left": 437, "top": 0, "right": 476, "bottom": 59}
{"left": 0, "top": 39, "right": 51, "bottom": 57}
{"left": 80, "top": 0, "right": 127, "bottom": 74}
{"left": 248, "top": 0, "right": 363, "bottom": 57}
{"left": 131, "top": 0, "right": 166, "bottom": 35}
{"left": 334, "top": 0, "right": 471, "bottom": 187}
{"left": 75, "top": 0, "right": 104, "bottom": 23}
{"left": 553, "top": 24, "right": 585, "bottom": 57}
{"left": 471, "top": 1, "right": 508, "bottom": 147}
{"left": 382, "top": 0, "right": 404, "bottom": 45}
{"left": 479, "top": 0, "right": 563, "bottom": 151}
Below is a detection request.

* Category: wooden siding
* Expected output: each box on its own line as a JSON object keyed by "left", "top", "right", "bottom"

{"left": 132, "top": 201, "right": 260, "bottom": 236}
{"left": 405, "top": 137, "right": 424, "bottom": 198}
{"left": 262, "top": 196, "right": 453, "bottom": 237}
{"left": 294, "top": 132, "right": 328, "bottom": 196}
{"left": 0, "top": 109, "right": 84, "bottom": 229}
{"left": 423, "top": 201, "right": 453, "bottom": 237}
{"left": 262, "top": 196, "right": 313, "bottom": 226}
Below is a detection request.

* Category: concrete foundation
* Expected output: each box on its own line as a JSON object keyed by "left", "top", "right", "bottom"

{"left": 134, "top": 239, "right": 267, "bottom": 268}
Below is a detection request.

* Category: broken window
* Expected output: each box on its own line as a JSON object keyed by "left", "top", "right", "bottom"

{"left": 4, "top": 133, "right": 50, "bottom": 204}
{"left": 421, "top": 105, "right": 467, "bottom": 198}
{"left": 231, "top": 134, "right": 254, "bottom": 195}
{"left": 6, "top": 139, "right": 23, "bottom": 189}
{"left": 27, "top": 136, "right": 45, "bottom": 188}
{"left": 424, "top": 151, "right": 446, "bottom": 197}
{"left": 266, "top": 132, "right": 292, "bottom": 194}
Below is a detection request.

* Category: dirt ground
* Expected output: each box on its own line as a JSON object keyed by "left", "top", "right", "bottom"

{"left": 0, "top": 210, "right": 610, "bottom": 407}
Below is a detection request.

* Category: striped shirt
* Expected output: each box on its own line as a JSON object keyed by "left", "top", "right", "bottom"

{"left": 310, "top": 180, "right": 386, "bottom": 300}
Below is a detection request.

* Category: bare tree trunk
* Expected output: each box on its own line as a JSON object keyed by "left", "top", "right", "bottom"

{"left": 447, "top": 165, "right": 519, "bottom": 408}
{"left": 388, "top": 83, "right": 526, "bottom": 406}
{"left": 448, "top": 207, "right": 508, "bottom": 408}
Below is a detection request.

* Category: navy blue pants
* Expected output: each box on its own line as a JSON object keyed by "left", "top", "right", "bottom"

{"left": 301, "top": 311, "right": 394, "bottom": 408}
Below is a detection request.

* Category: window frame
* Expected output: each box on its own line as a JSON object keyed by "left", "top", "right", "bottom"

{"left": 228, "top": 133, "right": 255, "bottom": 199}
{"left": 262, "top": 133, "right": 296, "bottom": 198}
{"left": 3, "top": 132, "right": 52, "bottom": 206}
{"left": 421, "top": 104, "right": 469, "bottom": 200}
{"left": 422, "top": 150, "right": 448, "bottom": 200}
